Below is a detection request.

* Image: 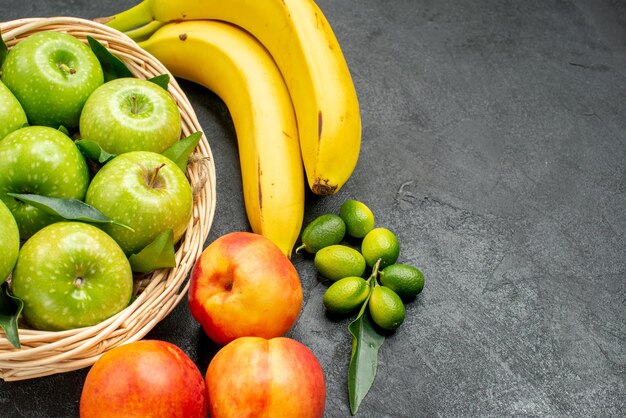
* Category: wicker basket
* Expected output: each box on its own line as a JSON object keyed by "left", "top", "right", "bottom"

{"left": 0, "top": 17, "right": 217, "bottom": 381}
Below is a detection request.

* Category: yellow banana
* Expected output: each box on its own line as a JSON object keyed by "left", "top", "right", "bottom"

{"left": 138, "top": 20, "right": 304, "bottom": 256}
{"left": 102, "top": 0, "right": 361, "bottom": 195}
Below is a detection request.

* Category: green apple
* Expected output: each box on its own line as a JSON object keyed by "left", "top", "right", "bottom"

{"left": 0, "top": 199, "right": 19, "bottom": 281}
{"left": 0, "top": 126, "right": 90, "bottom": 239}
{"left": 85, "top": 151, "right": 193, "bottom": 255}
{"left": 11, "top": 222, "right": 133, "bottom": 331}
{"left": 1, "top": 31, "right": 104, "bottom": 129}
{"left": 0, "top": 80, "right": 28, "bottom": 141}
{"left": 79, "top": 77, "right": 182, "bottom": 154}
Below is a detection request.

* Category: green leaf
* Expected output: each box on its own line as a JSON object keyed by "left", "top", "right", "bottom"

{"left": 0, "top": 281, "right": 24, "bottom": 349}
{"left": 348, "top": 309, "right": 385, "bottom": 415}
{"left": 347, "top": 268, "right": 385, "bottom": 416}
{"left": 75, "top": 139, "right": 117, "bottom": 164}
{"left": 128, "top": 229, "right": 176, "bottom": 273}
{"left": 0, "top": 31, "right": 8, "bottom": 69}
{"left": 58, "top": 125, "right": 70, "bottom": 137}
{"left": 147, "top": 74, "right": 170, "bottom": 90}
{"left": 87, "top": 36, "right": 134, "bottom": 82}
{"left": 162, "top": 131, "right": 202, "bottom": 173}
{"left": 7, "top": 193, "right": 133, "bottom": 231}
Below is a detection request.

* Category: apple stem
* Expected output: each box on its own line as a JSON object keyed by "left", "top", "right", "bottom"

{"left": 73, "top": 277, "right": 83, "bottom": 288}
{"left": 58, "top": 63, "right": 76, "bottom": 75}
{"left": 131, "top": 95, "right": 139, "bottom": 114}
{"left": 149, "top": 163, "right": 166, "bottom": 188}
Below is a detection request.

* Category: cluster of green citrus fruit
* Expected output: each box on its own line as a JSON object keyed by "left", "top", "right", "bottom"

{"left": 297, "top": 200, "right": 424, "bottom": 331}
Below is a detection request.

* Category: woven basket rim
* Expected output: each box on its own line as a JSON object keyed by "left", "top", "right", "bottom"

{"left": 0, "top": 17, "right": 217, "bottom": 381}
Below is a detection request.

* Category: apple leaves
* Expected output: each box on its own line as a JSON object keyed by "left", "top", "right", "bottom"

{"left": 7, "top": 193, "right": 177, "bottom": 273}
{"left": 7, "top": 193, "right": 133, "bottom": 231}
{"left": 86, "top": 36, "right": 172, "bottom": 90}
{"left": 0, "top": 30, "right": 7, "bottom": 68}
{"left": 87, "top": 36, "right": 134, "bottom": 81}
{"left": 77, "top": 131, "right": 202, "bottom": 171}
{"left": 128, "top": 229, "right": 176, "bottom": 273}
{"left": 147, "top": 74, "right": 170, "bottom": 90}
{"left": 0, "top": 281, "right": 24, "bottom": 349}
{"left": 58, "top": 125, "right": 71, "bottom": 137}
{"left": 162, "top": 131, "right": 203, "bottom": 173}
{"left": 75, "top": 139, "right": 117, "bottom": 164}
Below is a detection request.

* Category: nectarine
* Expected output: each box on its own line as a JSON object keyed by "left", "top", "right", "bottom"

{"left": 206, "top": 336, "right": 326, "bottom": 418}
{"left": 79, "top": 340, "right": 208, "bottom": 418}
{"left": 188, "top": 232, "right": 303, "bottom": 345}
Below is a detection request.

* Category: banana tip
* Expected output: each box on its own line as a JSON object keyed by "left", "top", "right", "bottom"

{"left": 93, "top": 16, "right": 114, "bottom": 25}
{"left": 311, "top": 180, "right": 338, "bottom": 196}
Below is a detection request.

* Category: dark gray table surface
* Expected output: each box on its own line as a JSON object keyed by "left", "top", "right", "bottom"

{"left": 1, "top": 0, "right": 625, "bottom": 417}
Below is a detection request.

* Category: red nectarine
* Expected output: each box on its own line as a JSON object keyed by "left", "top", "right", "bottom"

{"left": 79, "top": 340, "right": 208, "bottom": 418}
{"left": 188, "top": 232, "right": 303, "bottom": 345}
{"left": 206, "top": 336, "right": 326, "bottom": 418}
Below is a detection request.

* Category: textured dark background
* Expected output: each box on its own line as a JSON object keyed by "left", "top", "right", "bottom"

{"left": 1, "top": 0, "right": 625, "bottom": 417}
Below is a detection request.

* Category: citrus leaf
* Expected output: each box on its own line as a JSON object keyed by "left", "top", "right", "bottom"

{"left": 75, "top": 139, "right": 117, "bottom": 164}
{"left": 162, "top": 131, "right": 202, "bottom": 173}
{"left": 147, "top": 73, "right": 170, "bottom": 90}
{"left": 348, "top": 309, "right": 385, "bottom": 415}
{"left": 128, "top": 228, "right": 176, "bottom": 273}
{"left": 7, "top": 193, "right": 133, "bottom": 231}
{"left": 0, "top": 281, "right": 24, "bottom": 349}
{"left": 347, "top": 266, "right": 385, "bottom": 415}
{"left": 87, "top": 36, "right": 134, "bottom": 81}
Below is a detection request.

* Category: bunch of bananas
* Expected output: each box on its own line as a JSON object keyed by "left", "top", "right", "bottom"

{"left": 99, "top": 0, "right": 362, "bottom": 257}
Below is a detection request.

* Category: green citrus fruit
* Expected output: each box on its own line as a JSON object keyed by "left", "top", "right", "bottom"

{"left": 339, "top": 199, "right": 375, "bottom": 238}
{"left": 296, "top": 213, "right": 346, "bottom": 254}
{"left": 368, "top": 286, "right": 405, "bottom": 330}
{"left": 323, "top": 276, "right": 370, "bottom": 315}
{"left": 314, "top": 245, "right": 366, "bottom": 281}
{"left": 361, "top": 227, "right": 400, "bottom": 268}
{"left": 380, "top": 263, "right": 424, "bottom": 300}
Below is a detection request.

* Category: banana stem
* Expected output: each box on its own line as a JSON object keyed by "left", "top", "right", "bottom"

{"left": 124, "top": 20, "right": 165, "bottom": 42}
{"left": 96, "top": 0, "right": 156, "bottom": 32}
